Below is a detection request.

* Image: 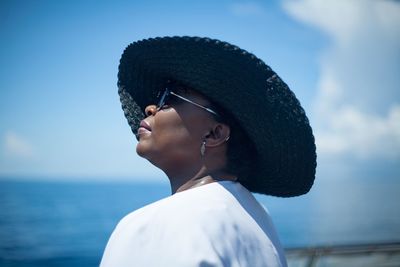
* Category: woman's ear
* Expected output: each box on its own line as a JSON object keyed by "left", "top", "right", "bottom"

{"left": 204, "top": 123, "right": 230, "bottom": 147}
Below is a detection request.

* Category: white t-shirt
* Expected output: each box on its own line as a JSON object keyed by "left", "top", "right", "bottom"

{"left": 100, "top": 181, "right": 287, "bottom": 267}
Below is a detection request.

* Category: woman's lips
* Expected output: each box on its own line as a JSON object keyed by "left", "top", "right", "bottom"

{"left": 137, "top": 120, "right": 152, "bottom": 136}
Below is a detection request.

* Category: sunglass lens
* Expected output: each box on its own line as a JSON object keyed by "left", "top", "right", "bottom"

{"left": 157, "top": 89, "right": 169, "bottom": 109}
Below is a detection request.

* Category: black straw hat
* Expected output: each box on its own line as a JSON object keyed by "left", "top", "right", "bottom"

{"left": 118, "top": 36, "right": 316, "bottom": 197}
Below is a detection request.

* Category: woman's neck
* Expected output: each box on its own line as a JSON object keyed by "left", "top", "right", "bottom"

{"left": 170, "top": 171, "right": 237, "bottom": 194}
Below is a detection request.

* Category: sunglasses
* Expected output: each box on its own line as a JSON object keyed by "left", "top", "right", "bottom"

{"left": 156, "top": 88, "right": 219, "bottom": 116}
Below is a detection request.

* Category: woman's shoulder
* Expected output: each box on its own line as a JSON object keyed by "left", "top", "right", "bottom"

{"left": 114, "top": 180, "right": 274, "bottom": 238}
{"left": 103, "top": 181, "right": 286, "bottom": 267}
{"left": 116, "top": 181, "right": 248, "bottom": 227}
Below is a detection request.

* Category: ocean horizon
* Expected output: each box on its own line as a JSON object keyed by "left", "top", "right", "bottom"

{"left": 1, "top": 176, "right": 399, "bottom": 266}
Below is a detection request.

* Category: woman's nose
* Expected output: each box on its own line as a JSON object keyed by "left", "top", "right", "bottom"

{"left": 145, "top": 105, "right": 157, "bottom": 116}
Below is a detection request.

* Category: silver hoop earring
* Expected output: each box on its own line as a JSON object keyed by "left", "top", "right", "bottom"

{"left": 200, "top": 140, "right": 206, "bottom": 157}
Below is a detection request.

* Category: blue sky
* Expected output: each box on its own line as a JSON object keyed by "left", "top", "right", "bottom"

{"left": 1, "top": 0, "right": 399, "bottom": 182}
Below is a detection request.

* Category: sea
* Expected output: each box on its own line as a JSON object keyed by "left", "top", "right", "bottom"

{"left": 1, "top": 175, "right": 399, "bottom": 267}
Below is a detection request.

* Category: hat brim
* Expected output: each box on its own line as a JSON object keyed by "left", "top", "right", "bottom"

{"left": 118, "top": 36, "right": 316, "bottom": 197}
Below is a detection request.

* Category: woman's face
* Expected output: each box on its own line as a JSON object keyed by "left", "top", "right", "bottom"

{"left": 136, "top": 89, "right": 217, "bottom": 171}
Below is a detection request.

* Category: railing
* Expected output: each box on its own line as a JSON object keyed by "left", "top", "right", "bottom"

{"left": 285, "top": 241, "right": 400, "bottom": 267}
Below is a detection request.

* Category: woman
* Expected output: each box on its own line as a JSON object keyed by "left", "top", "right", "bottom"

{"left": 101, "top": 36, "right": 316, "bottom": 267}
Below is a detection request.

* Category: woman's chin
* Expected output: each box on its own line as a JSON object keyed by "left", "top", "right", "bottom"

{"left": 136, "top": 142, "right": 148, "bottom": 158}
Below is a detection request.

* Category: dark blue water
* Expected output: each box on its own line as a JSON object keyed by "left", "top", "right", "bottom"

{"left": 1, "top": 176, "right": 399, "bottom": 266}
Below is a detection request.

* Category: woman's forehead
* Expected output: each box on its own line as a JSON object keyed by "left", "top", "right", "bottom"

{"left": 174, "top": 87, "right": 212, "bottom": 105}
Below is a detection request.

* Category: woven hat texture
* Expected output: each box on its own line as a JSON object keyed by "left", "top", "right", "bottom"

{"left": 118, "top": 36, "right": 316, "bottom": 197}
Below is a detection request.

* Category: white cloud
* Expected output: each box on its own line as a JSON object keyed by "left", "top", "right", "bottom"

{"left": 283, "top": 0, "right": 400, "bottom": 159}
{"left": 229, "top": 2, "right": 265, "bottom": 16}
{"left": 3, "top": 131, "right": 34, "bottom": 158}
{"left": 316, "top": 105, "right": 400, "bottom": 159}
